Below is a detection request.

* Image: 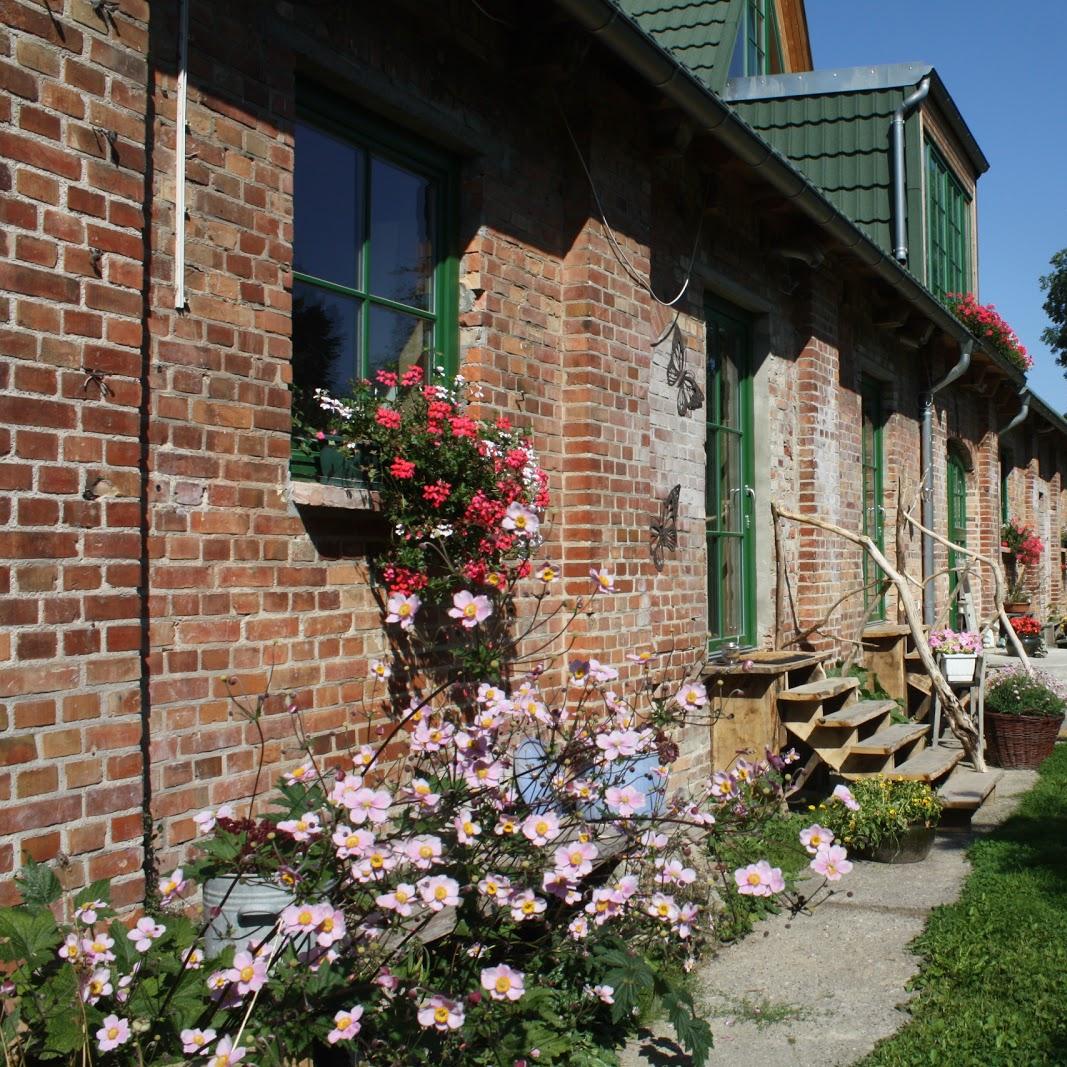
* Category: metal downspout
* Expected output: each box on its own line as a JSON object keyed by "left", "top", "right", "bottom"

{"left": 997, "top": 389, "right": 1030, "bottom": 437}
{"left": 892, "top": 76, "right": 930, "bottom": 264}
{"left": 920, "top": 340, "right": 972, "bottom": 624}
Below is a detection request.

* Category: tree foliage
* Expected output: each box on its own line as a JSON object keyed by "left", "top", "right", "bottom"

{"left": 1039, "top": 247, "right": 1067, "bottom": 379}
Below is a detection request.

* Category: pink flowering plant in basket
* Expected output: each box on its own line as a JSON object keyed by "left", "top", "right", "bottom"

{"left": 1, "top": 416, "right": 856, "bottom": 1067}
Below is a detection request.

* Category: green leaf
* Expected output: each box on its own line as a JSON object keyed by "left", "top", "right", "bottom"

{"left": 596, "top": 949, "right": 655, "bottom": 1024}
{"left": 74, "top": 879, "right": 112, "bottom": 910}
{"left": 662, "top": 989, "right": 713, "bottom": 1067}
{"left": 43, "top": 1007, "right": 85, "bottom": 1057}
{"left": 15, "top": 858, "right": 62, "bottom": 906}
{"left": 0, "top": 906, "right": 61, "bottom": 964}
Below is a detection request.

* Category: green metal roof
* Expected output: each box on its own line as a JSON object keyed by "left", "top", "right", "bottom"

{"left": 724, "top": 64, "right": 989, "bottom": 261}
{"left": 615, "top": 0, "right": 742, "bottom": 93}
{"left": 728, "top": 85, "right": 902, "bottom": 252}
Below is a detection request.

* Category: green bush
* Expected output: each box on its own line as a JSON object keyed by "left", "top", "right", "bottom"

{"left": 986, "top": 667, "right": 1067, "bottom": 718}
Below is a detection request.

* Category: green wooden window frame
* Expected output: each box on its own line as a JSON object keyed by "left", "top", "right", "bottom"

{"left": 1000, "top": 448, "right": 1012, "bottom": 527}
{"left": 705, "top": 298, "right": 756, "bottom": 650}
{"left": 860, "top": 378, "right": 886, "bottom": 621}
{"left": 925, "top": 142, "right": 970, "bottom": 303}
{"left": 946, "top": 449, "right": 969, "bottom": 629}
{"left": 729, "top": 0, "right": 784, "bottom": 78}
{"left": 291, "top": 91, "right": 459, "bottom": 451}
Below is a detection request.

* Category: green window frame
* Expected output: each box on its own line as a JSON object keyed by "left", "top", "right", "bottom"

{"left": 705, "top": 299, "right": 756, "bottom": 651}
{"left": 946, "top": 448, "right": 969, "bottom": 629}
{"left": 728, "top": 0, "right": 784, "bottom": 78}
{"left": 925, "top": 142, "right": 970, "bottom": 302}
{"left": 291, "top": 91, "right": 459, "bottom": 442}
{"left": 1000, "top": 448, "right": 1012, "bottom": 527}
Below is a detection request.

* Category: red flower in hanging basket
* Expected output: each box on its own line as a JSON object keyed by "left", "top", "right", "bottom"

{"left": 1009, "top": 615, "right": 1042, "bottom": 638}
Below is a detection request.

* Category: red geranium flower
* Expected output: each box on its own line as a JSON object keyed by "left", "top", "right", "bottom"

{"left": 390, "top": 457, "right": 415, "bottom": 479}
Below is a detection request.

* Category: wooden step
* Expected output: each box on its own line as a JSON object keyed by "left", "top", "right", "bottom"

{"left": 907, "top": 672, "right": 932, "bottom": 694}
{"left": 939, "top": 768, "right": 1002, "bottom": 812}
{"left": 862, "top": 623, "right": 911, "bottom": 640}
{"left": 849, "top": 722, "right": 929, "bottom": 756}
{"left": 778, "top": 677, "right": 859, "bottom": 703}
{"left": 817, "top": 699, "right": 896, "bottom": 729}
{"left": 888, "top": 746, "right": 963, "bottom": 782}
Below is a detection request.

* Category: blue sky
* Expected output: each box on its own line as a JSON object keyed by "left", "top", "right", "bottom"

{"left": 807, "top": 1, "right": 1067, "bottom": 410}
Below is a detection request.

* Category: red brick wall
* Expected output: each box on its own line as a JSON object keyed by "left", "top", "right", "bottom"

{"left": 2, "top": 0, "right": 1065, "bottom": 899}
{"left": 0, "top": 0, "right": 151, "bottom": 906}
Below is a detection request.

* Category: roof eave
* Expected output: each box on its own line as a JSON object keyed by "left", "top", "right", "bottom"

{"left": 554, "top": 0, "right": 1053, "bottom": 427}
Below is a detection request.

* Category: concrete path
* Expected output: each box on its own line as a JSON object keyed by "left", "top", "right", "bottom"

{"left": 622, "top": 645, "right": 1067, "bottom": 1067}
{"left": 620, "top": 769, "right": 1039, "bottom": 1067}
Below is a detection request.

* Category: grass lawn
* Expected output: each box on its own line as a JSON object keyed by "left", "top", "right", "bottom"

{"left": 861, "top": 744, "right": 1067, "bottom": 1066}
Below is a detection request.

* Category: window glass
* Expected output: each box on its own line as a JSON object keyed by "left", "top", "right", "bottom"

{"left": 926, "top": 143, "right": 970, "bottom": 301}
{"left": 369, "top": 158, "right": 434, "bottom": 309}
{"left": 293, "top": 123, "right": 362, "bottom": 289}
{"left": 292, "top": 110, "right": 454, "bottom": 441}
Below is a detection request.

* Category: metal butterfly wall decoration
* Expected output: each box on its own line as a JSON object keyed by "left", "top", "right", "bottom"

{"left": 650, "top": 483, "right": 681, "bottom": 571}
{"left": 665, "top": 326, "right": 704, "bottom": 416}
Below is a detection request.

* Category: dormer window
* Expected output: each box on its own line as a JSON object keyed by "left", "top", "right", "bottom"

{"left": 925, "top": 142, "right": 971, "bottom": 302}
{"left": 729, "top": 0, "right": 784, "bottom": 78}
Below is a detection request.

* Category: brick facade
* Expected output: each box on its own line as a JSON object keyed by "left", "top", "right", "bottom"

{"left": 1, "top": 0, "right": 1066, "bottom": 898}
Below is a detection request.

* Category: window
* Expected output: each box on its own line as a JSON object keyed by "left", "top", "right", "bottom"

{"left": 925, "top": 143, "right": 970, "bottom": 302}
{"left": 291, "top": 100, "right": 457, "bottom": 433}
{"left": 728, "top": 0, "right": 784, "bottom": 79}
{"left": 1000, "top": 448, "right": 1012, "bottom": 527}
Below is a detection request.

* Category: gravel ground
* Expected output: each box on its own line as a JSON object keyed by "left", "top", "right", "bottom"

{"left": 620, "top": 648, "right": 1067, "bottom": 1067}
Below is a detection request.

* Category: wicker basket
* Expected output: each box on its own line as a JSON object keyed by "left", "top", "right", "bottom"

{"left": 984, "top": 710, "right": 1062, "bottom": 769}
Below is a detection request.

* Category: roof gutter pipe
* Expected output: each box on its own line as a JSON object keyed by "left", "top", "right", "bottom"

{"left": 997, "top": 389, "right": 1030, "bottom": 437}
{"left": 891, "top": 77, "right": 930, "bottom": 264}
{"left": 920, "top": 339, "right": 971, "bottom": 624}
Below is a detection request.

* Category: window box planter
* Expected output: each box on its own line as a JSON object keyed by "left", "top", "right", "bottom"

{"left": 290, "top": 436, "right": 378, "bottom": 491}
{"left": 1004, "top": 601, "right": 1031, "bottom": 614}
{"left": 941, "top": 653, "right": 978, "bottom": 684}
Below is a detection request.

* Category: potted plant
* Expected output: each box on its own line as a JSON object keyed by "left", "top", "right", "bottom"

{"left": 1008, "top": 614, "right": 1044, "bottom": 658}
{"left": 984, "top": 666, "right": 1067, "bottom": 769}
{"left": 1001, "top": 519, "right": 1043, "bottom": 611}
{"left": 928, "top": 627, "right": 982, "bottom": 683}
{"left": 818, "top": 776, "right": 943, "bottom": 864}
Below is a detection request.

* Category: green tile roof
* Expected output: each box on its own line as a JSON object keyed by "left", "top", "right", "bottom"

{"left": 615, "top": 0, "right": 743, "bottom": 93}
{"left": 724, "top": 64, "right": 988, "bottom": 260}
{"left": 729, "top": 87, "right": 901, "bottom": 252}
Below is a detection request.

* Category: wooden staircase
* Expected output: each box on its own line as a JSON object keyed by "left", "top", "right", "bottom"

{"left": 777, "top": 674, "right": 961, "bottom": 783}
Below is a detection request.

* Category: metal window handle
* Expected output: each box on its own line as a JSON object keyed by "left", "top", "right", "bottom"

{"left": 743, "top": 485, "right": 755, "bottom": 529}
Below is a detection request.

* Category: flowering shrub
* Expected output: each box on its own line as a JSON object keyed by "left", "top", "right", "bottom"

{"left": 947, "top": 293, "right": 1032, "bottom": 373}
{"left": 1001, "top": 519, "right": 1043, "bottom": 568}
{"left": 986, "top": 665, "right": 1067, "bottom": 718}
{"left": 928, "top": 628, "right": 982, "bottom": 655}
{"left": 0, "top": 645, "right": 855, "bottom": 1067}
{"left": 2, "top": 389, "right": 856, "bottom": 1066}
{"left": 1009, "top": 614, "right": 1042, "bottom": 639}
{"left": 816, "top": 778, "right": 941, "bottom": 853}
{"left": 314, "top": 370, "right": 548, "bottom": 616}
